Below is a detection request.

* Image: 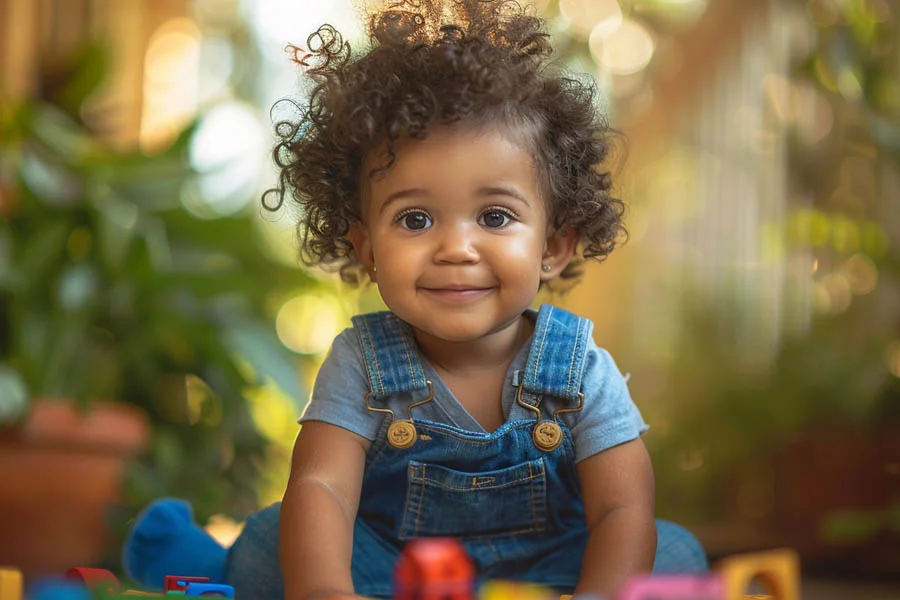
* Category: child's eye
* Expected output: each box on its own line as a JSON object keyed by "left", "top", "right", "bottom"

{"left": 479, "top": 208, "right": 515, "bottom": 229}
{"left": 396, "top": 210, "right": 432, "bottom": 231}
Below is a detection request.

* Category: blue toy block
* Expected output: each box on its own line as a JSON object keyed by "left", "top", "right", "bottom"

{"left": 184, "top": 582, "right": 234, "bottom": 597}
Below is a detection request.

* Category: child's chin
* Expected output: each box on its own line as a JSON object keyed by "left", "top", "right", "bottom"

{"left": 413, "top": 319, "right": 502, "bottom": 344}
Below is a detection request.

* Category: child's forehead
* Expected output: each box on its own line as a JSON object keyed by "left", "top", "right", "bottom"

{"left": 364, "top": 122, "right": 538, "bottom": 176}
{"left": 356, "top": 122, "right": 550, "bottom": 216}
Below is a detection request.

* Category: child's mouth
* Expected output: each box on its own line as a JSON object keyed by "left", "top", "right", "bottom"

{"left": 421, "top": 287, "right": 493, "bottom": 301}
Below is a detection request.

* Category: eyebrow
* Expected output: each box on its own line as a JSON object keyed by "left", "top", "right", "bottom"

{"left": 378, "top": 185, "right": 531, "bottom": 215}
{"left": 477, "top": 185, "right": 531, "bottom": 206}
{"left": 379, "top": 188, "right": 428, "bottom": 215}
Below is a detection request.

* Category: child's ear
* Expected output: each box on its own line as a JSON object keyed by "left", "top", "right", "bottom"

{"left": 540, "top": 226, "right": 579, "bottom": 282}
{"left": 346, "top": 223, "right": 376, "bottom": 282}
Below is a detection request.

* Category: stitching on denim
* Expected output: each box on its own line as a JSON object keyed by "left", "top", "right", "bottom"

{"left": 395, "top": 316, "right": 427, "bottom": 392}
{"left": 398, "top": 463, "right": 417, "bottom": 539}
{"left": 415, "top": 472, "right": 544, "bottom": 492}
{"left": 414, "top": 464, "right": 425, "bottom": 536}
{"left": 528, "top": 460, "right": 537, "bottom": 526}
{"left": 370, "top": 318, "right": 385, "bottom": 396}
{"left": 535, "top": 459, "right": 547, "bottom": 527}
{"left": 381, "top": 316, "right": 397, "bottom": 394}
{"left": 528, "top": 305, "right": 551, "bottom": 408}
{"left": 564, "top": 318, "right": 581, "bottom": 398}
{"left": 573, "top": 317, "right": 590, "bottom": 398}
{"left": 407, "top": 458, "right": 544, "bottom": 486}
{"left": 413, "top": 421, "right": 533, "bottom": 445}
{"left": 534, "top": 306, "right": 550, "bottom": 392}
{"left": 450, "top": 526, "right": 545, "bottom": 540}
{"left": 357, "top": 317, "right": 384, "bottom": 398}
{"left": 365, "top": 417, "right": 393, "bottom": 471}
{"left": 484, "top": 538, "right": 500, "bottom": 563}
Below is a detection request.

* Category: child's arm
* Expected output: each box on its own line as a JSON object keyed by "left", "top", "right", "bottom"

{"left": 280, "top": 421, "right": 370, "bottom": 600}
{"left": 574, "top": 437, "right": 657, "bottom": 597}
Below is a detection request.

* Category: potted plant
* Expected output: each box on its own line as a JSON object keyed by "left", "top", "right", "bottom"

{"left": 0, "top": 45, "right": 312, "bottom": 580}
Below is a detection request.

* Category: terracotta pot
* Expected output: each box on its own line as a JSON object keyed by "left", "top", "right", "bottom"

{"left": 0, "top": 399, "right": 150, "bottom": 581}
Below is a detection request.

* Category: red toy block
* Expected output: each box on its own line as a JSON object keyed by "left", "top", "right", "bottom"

{"left": 163, "top": 575, "right": 211, "bottom": 592}
{"left": 394, "top": 538, "right": 475, "bottom": 600}
{"left": 65, "top": 567, "right": 122, "bottom": 594}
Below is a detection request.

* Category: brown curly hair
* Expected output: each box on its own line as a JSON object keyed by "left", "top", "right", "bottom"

{"left": 263, "top": 0, "right": 627, "bottom": 285}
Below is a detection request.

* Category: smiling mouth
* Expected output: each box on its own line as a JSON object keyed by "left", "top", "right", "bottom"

{"left": 421, "top": 287, "right": 493, "bottom": 300}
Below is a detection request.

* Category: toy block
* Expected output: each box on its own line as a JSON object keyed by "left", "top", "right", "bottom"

{"left": 395, "top": 538, "right": 475, "bottom": 600}
{"left": 613, "top": 574, "right": 724, "bottom": 600}
{"left": 27, "top": 579, "right": 92, "bottom": 600}
{"left": 184, "top": 582, "right": 234, "bottom": 597}
{"left": 163, "top": 576, "right": 210, "bottom": 592}
{"left": 716, "top": 549, "right": 799, "bottom": 600}
{"left": 65, "top": 567, "right": 122, "bottom": 594}
{"left": 481, "top": 580, "right": 557, "bottom": 600}
{"left": 0, "top": 567, "right": 23, "bottom": 600}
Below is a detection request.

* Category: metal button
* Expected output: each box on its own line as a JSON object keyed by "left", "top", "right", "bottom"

{"left": 532, "top": 420, "right": 562, "bottom": 452}
{"left": 387, "top": 419, "right": 417, "bottom": 449}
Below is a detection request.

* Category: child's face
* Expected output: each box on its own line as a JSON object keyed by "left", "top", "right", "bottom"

{"left": 349, "top": 124, "right": 575, "bottom": 344}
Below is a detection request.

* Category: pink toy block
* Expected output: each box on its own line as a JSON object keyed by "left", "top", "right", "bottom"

{"left": 614, "top": 574, "right": 725, "bottom": 600}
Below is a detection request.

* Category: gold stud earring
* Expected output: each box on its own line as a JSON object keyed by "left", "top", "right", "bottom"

{"left": 541, "top": 264, "right": 551, "bottom": 272}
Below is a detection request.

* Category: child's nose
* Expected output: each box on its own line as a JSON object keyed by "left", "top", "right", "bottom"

{"left": 433, "top": 223, "right": 479, "bottom": 264}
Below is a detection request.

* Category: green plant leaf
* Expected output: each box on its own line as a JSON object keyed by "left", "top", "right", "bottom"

{"left": 58, "top": 43, "right": 110, "bottom": 112}
{"left": 11, "top": 219, "right": 70, "bottom": 294}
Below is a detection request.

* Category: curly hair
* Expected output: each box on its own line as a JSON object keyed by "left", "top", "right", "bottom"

{"left": 263, "top": 0, "right": 627, "bottom": 285}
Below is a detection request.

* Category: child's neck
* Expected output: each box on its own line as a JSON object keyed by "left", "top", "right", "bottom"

{"left": 412, "top": 313, "right": 533, "bottom": 376}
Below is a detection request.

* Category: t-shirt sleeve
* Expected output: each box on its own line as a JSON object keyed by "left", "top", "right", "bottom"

{"left": 568, "top": 343, "right": 649, "bottom": 463}
{"left": 298, "top": 328, "right": 384, "bottom": 441}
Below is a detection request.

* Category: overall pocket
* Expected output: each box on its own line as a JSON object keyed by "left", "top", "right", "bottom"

{"left": 398, "top": 458, "right": 547, "bottom": 540}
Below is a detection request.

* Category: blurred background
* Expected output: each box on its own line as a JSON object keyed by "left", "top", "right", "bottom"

{"left": 0, "top": 0, "right": 898, "bottom": 594}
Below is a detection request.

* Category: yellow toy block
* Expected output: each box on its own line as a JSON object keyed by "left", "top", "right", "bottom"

{"left": 717, "top": 549, "right": 800, "bottom": 600}
{"left": 0, "top": 567, "right": 23, "bottom": 600}
{"left": 482, "top": 580, "right": 556, "bottom": 600}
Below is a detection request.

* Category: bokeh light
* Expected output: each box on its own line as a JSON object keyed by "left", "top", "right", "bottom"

{"left": 184, "top": 101, "right": 267, "bottom": 217}
{"left": 560, "top": 0, "right": 622, "bottom": 40}
{"left": 841, "top": 254, "right": 878, "bottom": 295}
{"left": 276, "top": 292, "right": 345, "bottom": 355}
{"left": 590, "top": 18, "right": 655, "bottom": 76}
{"left": 813, "top": 273, "right": 853, "bottom": 315}
{"left": 763, "top": 75, "right": 835, "bottom": 146}
{"left": 141, "top": 18, "right": 202, "bottom": 152}
{"left": 886, "top": 341, "right": 900, "bottom": 379}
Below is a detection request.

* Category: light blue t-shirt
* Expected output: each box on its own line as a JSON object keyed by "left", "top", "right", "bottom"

{"left": 301, "top": 313, "right": 648, "bottom": 463}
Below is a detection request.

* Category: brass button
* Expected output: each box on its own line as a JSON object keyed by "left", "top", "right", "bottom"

{"left": 387, "top": 420, "right": 417, "bottom": 449}
{"left": 532, "top": 421, "right": 562, "bottom": 452}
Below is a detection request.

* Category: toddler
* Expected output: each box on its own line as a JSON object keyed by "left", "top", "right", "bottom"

{"left": 123, "top": 1, "right": 708, "bottom": 598}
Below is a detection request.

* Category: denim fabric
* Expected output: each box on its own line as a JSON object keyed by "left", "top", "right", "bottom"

{"left": 223, "top": 305, "right": 708, "bottom": 599}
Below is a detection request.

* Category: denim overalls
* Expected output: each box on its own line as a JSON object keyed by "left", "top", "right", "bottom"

{"left": 224, "top": 307, "right": 708, "bottom": 599}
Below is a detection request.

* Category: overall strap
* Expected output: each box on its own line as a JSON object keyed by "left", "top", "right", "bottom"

{"left": 517, "top": 304, "right": 593, "bottom": 408}
{"left": 351, "top": 311, "right": 430, "bottom": 399}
